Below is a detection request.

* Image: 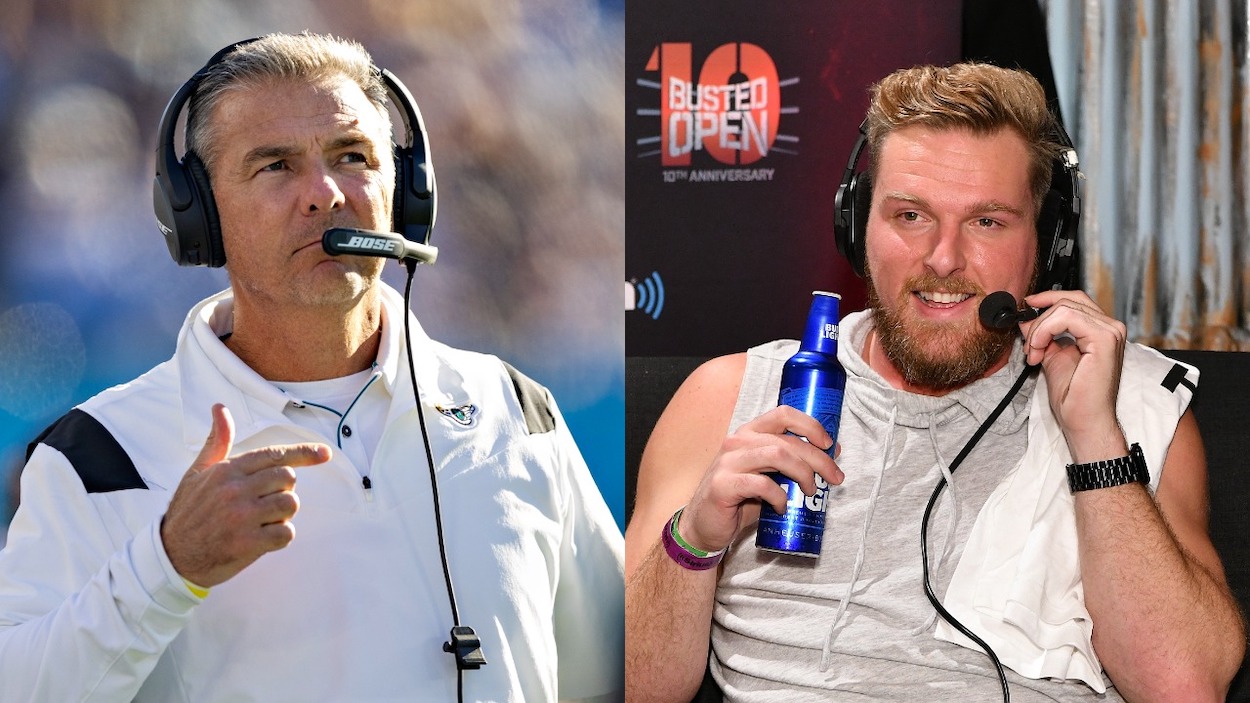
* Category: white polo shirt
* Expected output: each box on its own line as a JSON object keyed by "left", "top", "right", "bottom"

{"left": 0, "top": 283, "right": 624, "bottom": 702}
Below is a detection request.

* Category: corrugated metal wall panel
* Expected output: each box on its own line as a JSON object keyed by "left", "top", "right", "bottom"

{"left": 1045, "top": 0, "right": 1250, "bottom": 349}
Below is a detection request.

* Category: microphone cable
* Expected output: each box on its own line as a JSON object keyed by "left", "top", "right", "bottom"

{"left": 323, "top": 228, "right": 484, "bottom": 697}
{"left": 400, "top": 258, "right": 486, "bottom": 702}
{"left": 919, "top": 362, "right": 1035, "bottom": 703}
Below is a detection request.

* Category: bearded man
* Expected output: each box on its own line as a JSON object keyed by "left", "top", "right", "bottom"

{"left": 625, "top": 62, "right": 1244, "bottom": 703}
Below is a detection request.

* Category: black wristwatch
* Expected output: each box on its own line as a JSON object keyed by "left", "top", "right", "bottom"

{"left": 1066, "top": 443, "right": 1149, "bottom": 492}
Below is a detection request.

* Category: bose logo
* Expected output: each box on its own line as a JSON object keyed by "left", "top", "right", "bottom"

{"left": 345, "top": 235, "right": 397, "bottom": 253}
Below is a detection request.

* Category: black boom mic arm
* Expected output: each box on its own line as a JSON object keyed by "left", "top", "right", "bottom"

{"left": 322, "top": 227, "right": 439, "bottom": 265}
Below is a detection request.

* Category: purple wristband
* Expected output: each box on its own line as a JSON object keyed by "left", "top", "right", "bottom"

{"left": 661, "top": 509, "right": 725, "bottom": 571}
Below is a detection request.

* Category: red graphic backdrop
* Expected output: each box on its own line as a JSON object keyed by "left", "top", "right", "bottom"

{"left": 627, "top": 2, "right": 961, "bottom": 356}
{"left": 652, "top": 41, "right": 780, "bottom": 166}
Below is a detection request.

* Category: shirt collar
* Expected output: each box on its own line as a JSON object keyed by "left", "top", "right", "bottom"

{"left": 375, "top": 281, "right": 475, "bottom": 418}
{"left": 176, "top": 283, "right": 471, "bottom": 447}
{"left": 178, "top": 290, "right": 290, "bottom": 446}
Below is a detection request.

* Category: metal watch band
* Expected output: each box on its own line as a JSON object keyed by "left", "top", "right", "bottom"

{"left": 1066, "top": 442, "right": 1148, "bottom": 492}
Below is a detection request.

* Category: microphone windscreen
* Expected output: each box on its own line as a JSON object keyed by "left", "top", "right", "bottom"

{"left": 979, "top": 291, "right": 1019, "bottom": 330}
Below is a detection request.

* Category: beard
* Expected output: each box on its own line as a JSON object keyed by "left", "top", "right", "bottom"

{"left": 866, "top": 271, "right": 1019, "bottom": 392}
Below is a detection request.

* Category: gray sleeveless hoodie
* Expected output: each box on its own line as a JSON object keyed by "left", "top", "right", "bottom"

{"left": 709, "top": 310, "right": 1193, "bottom": 702}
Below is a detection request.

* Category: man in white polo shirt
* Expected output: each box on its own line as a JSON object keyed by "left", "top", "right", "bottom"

{"left": 0, "top": 32, "right": 623, "bottom": 702}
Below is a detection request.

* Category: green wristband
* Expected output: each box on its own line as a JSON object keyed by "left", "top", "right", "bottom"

{"left": 670, "top": 507, "right": 724, "bottom": 559}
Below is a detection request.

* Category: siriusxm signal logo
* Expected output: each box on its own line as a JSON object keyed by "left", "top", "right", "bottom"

{"left": 625, "top": 271, "right": 665, "bottom": 320}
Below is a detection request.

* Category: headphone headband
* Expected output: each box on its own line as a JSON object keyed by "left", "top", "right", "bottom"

{"left": 153, "top": 38, "right": 436, "bottom": 267}
{"left": 378, "top": 67, "right": 437, "bottom": 245}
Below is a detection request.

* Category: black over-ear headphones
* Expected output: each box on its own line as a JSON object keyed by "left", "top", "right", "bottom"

{"left": 153, "top": 38, "right": 437, "bottom": 267}
{"left": 833, "top": 119, "right": 1081, "bottom": 292}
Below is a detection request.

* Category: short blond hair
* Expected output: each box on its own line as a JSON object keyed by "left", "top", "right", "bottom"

{"left": 865, "top": 62, "right": 1062, "bottom": 214}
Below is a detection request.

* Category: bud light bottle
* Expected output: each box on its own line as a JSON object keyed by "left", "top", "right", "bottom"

{"left": 756, "top": 291, "right": 846, "bottom": 556}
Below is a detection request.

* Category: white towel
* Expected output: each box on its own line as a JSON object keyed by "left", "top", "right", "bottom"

{"left": 936, "top": 343, "right": 1196, "bottom": 692}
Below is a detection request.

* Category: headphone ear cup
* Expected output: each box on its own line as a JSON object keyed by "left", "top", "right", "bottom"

{"left": 834, "top": 171, "right": 872, "bottom": 278}
{"left": 851, "top": 172, "right": 872, "bottom": 277}
{"left": 392, "top": 150, "right": 406, "bottom": 235}
{"left": 833, "top": 183, "right": 852, "bottom": 259}
{"left": 1034, "top": 187, "right": 1075, "bottom": 292}
{"left": 153, "top": 170, "right": 186, "bottom": 265}
{"left": 392, "top": 143, "right": 434, "bottom": 245}
{"left": 834, "top": 172, "right": 868, "bottom": 278}
{"left": 182, "top": 152, "right": 225, "bottom": 268}
{"left": 153, "top": 40, "right": 250, "bottom": 268}
{"left": 1036, "top": 121, "right": 1083, "bottom": 292}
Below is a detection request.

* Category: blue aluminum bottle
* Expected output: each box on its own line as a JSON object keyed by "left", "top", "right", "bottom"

{"left": 755, "top": 291, "right": 846, "bottom": 556}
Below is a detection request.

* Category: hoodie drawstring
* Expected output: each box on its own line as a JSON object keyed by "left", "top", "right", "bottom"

{"left": 820, "top": 404, "right": 897, "bottom": 671}
{"left": 912, "top": 420, "right": 960, "bottom": 636}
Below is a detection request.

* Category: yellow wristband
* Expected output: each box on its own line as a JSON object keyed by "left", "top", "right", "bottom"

{"left": 182, "top": 577, "right": 210, "bottom": 599}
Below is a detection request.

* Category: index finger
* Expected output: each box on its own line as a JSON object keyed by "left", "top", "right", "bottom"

{"left": 744, "top": 405, "right": 835, "bottom": 451}
{"left": 1022, "top": 289, "right": 1101, "bottom": 313}
{"left": 230, "top": 443, "right": 333, "bottom": 475}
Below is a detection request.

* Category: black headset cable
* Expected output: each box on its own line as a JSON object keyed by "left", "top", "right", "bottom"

{"left": 401, "top": 259, "right": 485, "bottom": 702}
{"left": 920, "top": 363, "right": 1036, "bottom": 703}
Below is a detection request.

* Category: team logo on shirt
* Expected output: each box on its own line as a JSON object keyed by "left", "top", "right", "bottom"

{"left": 437, "top": 403, "right": 478, "bottom": 427}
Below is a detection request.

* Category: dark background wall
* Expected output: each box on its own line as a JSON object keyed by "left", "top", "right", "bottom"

{"left": 625, "top": 0, "right": 1063, "bottom": 358}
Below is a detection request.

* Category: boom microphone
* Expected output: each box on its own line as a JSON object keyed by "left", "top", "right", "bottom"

{"left": 322, "top": 227, "right": 438, "bottom": 265}
{"left": 978, "top": 291, "right": 1042, "bottom": 330}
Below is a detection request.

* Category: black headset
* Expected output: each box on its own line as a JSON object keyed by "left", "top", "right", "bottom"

{"left": 153, "top": 38, "right": 436, "bottom": 268}
{"left": 833, "top": 119, "right": 1081, "bottom": 293}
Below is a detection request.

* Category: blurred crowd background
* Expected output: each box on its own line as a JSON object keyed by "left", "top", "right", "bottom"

{"left": 0, "top": 0, "right": 626, "bottom": 540}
